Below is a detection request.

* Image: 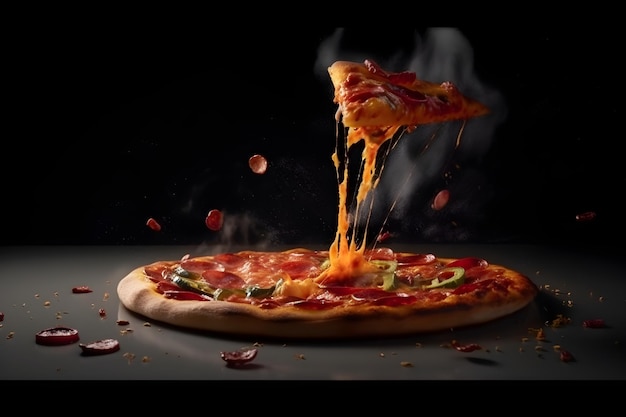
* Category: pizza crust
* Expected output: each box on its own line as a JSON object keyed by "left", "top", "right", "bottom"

{"left": 117, "top": 260, "right": 537, "bottom": 340}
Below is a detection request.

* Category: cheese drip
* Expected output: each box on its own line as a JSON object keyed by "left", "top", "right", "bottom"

{"left": 316, "top": 121, "right": 401, "bottom": 285}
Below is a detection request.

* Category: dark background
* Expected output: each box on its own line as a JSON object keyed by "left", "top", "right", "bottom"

{"left": 4, "top": 27, "right": 623, "bottom": 247}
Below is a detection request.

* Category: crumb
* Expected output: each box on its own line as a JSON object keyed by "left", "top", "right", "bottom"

{"left": 253, "top": 342, "right": 263, "bottom": 347}
{"left": 142, "top": 356, "right": 151, "bottom": 363}
{"left": 143, "top": 322, "right": 151, "bottom": 327}
{"left": 400, "top": 361, "right": 413, "bottom": 367}
{"left": 43, "top": 301, "right": 51, "bottom": 307}
{"left": 379, "top": 353, "right": 385, "bottom": 357}
{"left": 415, "top": 342, "right": 422, "bottom": 348}
{"left": 295, "top": 354, "right": 305, "bottom": 360}
{"left": 6, "top": 331, "right": 15, "bottom": 339}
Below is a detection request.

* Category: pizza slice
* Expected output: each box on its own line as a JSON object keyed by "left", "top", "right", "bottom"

{"left": 328, "top": 59, "right": 489, "bottom": 145}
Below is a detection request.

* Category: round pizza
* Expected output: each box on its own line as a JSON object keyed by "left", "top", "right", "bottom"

{"left": 117, "top": 247, "right": 538, "bottom": 339}
{"left": 118, "top": 58, "right": 537, "bottom": 340}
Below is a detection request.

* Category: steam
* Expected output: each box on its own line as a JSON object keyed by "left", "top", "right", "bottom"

{"left": 314, "top": 28, "right": 507, "bottom": 242}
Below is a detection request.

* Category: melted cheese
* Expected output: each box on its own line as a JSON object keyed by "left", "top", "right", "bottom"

{"left": 315, "top": 124, "right": 394, "bottom": 286}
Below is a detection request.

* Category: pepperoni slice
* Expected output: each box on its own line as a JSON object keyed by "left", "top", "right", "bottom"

{"left": 180, "top": 258, "right": 224, "bottom": 273}
{"left": 446, "top": 257, "right": 488, "bottom": 270}
{"left": 35, "top": 326, "right": 80, "bottom": 346}
{"left": 220, "top": 348, "right": 258, "bottom": 366}
{"left": 431, "top": 189, "right": 450, "bottom": 211}
{"left": 202, "top": 270, "right": 246, "bottom": 289}
{"left": 79, "top": 339, "right": 120, "bottom": 356}
{"left": 395, "top": 253, "right": 436, "bottom": 265}
{"left": 366, "top": 247, "right": 395, "bottom": 260}
{"left": 72, "top": 286, "right": 93, "bottom": 294}
{"left": 279, "top": 260, "right": 320, "bottom": 279}
{"left": 205, "top": 209, "right": 224, "bottom": 231}
{"left": 146, "top": 217, "right": 162, "bottom": 231}
{"left": 248, "top": 154, "right": 268, "bottom": 174}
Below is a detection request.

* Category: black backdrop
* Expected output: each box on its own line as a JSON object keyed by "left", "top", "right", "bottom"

{"left": 5, "top": 27, "right": 623, "bottom": 247}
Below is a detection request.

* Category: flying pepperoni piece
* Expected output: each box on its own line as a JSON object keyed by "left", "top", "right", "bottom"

{"left": 146, "top": 217, "right": 162, "bottom": 231}
{"left": 205, "top": 209, "right": 224, "bottom": 231}
{"left": 431, "top": 189, "right": 450, "bottom": 211}
{"left": 575, "top": 211, "right": 596, "bottom": 222}
{"left": 248, "top": 154, "right": 268, "bottom": 174}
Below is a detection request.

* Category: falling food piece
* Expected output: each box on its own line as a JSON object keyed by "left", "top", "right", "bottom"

{"left": 431, "top": 189, "right": 450, "bottom": 211}
{"left": 248, "top": 154, "right": 268, "bottom": 174}
{"left": 575, "top": 211, "right": 596, "bottom": 222}
{"left": 205, "top": 209, "right": 224, "bottom": 231}
{"left": 146, "top": 217, "right": 162, "bottom": 231}
{"left": 376, "top": 231, "right": 392, "bottom": 243}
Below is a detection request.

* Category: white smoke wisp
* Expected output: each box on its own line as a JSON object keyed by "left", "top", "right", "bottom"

{"left": 314, "top": 28, "right": 507, "bottom": 242}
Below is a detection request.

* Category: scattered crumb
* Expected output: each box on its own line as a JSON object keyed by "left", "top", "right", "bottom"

{"left": 519, "top": 347, "right": 524, "bottom": 352}
{"left": 253, "top": 342, "right": 263, "bottom": 347}
{"left": 34, "top": 294, "right": 40, "bottom": 298}
{"left": 599, "top": 296, "right": 605, "bottom": 302}
{"left": 415, "top": 342, "right": 422, "bottom": 348}
{"left": 536, "top": 328, "right": 546, "bottom": 341}
{"left": 142, "top": 322, "right": 151, "bottom": 327}
{"left": 123, "top": 352, "right": 135, "bottom": 364}
{"left": 295, "top": 354, "right": 305, "bottom": 360}
{"left": 521, "top": 337, "right": 529, "bottom": 343}
{"left": 142, "top": 356, "right": 151, "bottom": 363}
{"left": 400, "top": 361, "right": 413, "bottom": 367}
{"left": 553, "top": 345, "right": 561, "bottom": 351}
{"left": 103, "top": 292, "right": 110, "bottom": 301}
{"left": 6, "top": 331, "right": 15, "bottom": 339}
{"left": 535, "top": 345, "right": 546, "bottom": 352}
{"left": 379, "top": 353, "right": 385, "bottom": 357}
{"left": 43, "top": 301, "right": 51, "bottom": 307}
{"left": 548, "top": 314, "right": 571, "bottom": 328}
{"left": 495, "top": 346, "right": 502, "bottom": 352}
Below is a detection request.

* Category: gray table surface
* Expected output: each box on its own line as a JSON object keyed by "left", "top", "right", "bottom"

{"left": 1, "top": 244, "right": 624, "bottom": 380}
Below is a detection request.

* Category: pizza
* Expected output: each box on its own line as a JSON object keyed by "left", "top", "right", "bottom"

{"left": 117, "top": 59, "right": 538, "bottom": 340}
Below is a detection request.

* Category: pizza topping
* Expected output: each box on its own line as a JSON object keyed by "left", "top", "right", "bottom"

{"left": 72, "top": 286, "right": 93, "bottom": 294}
{"left": 205, "top": 209, "right": 224, "bottom": 231}
{"left": 79, "top": 338, "right": 120, "bottom": 356}
{"left": 146, "top": 217, "right": 162, "bottom": 231}
{"left": 452, "top": 342, "right": 482, "bottom": 353}
{"left": 446, "top": 257, "right": 488, "bottom": 270}
{"left": 559, "top": 350, "right": 575, "bottom": 362}
{"left": 424, "top": 267, "right": 465, "bottom": 289}
{"left": 0, "top": 312, "right": 4, "bottom": 322}
{"left": 431, "top": 189, "right": 450, "bottom": 211}
{"left": 582, "top": 319, "right": 606, "bottom": 328}
{"left": 35, "top": 326, "right": 80, "bottom": 346}
{"left": 248, "top": 154, "right": 268, "bottom": 174}
{"left": 220, "top": 347, "right": 258, "bottom": 366}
